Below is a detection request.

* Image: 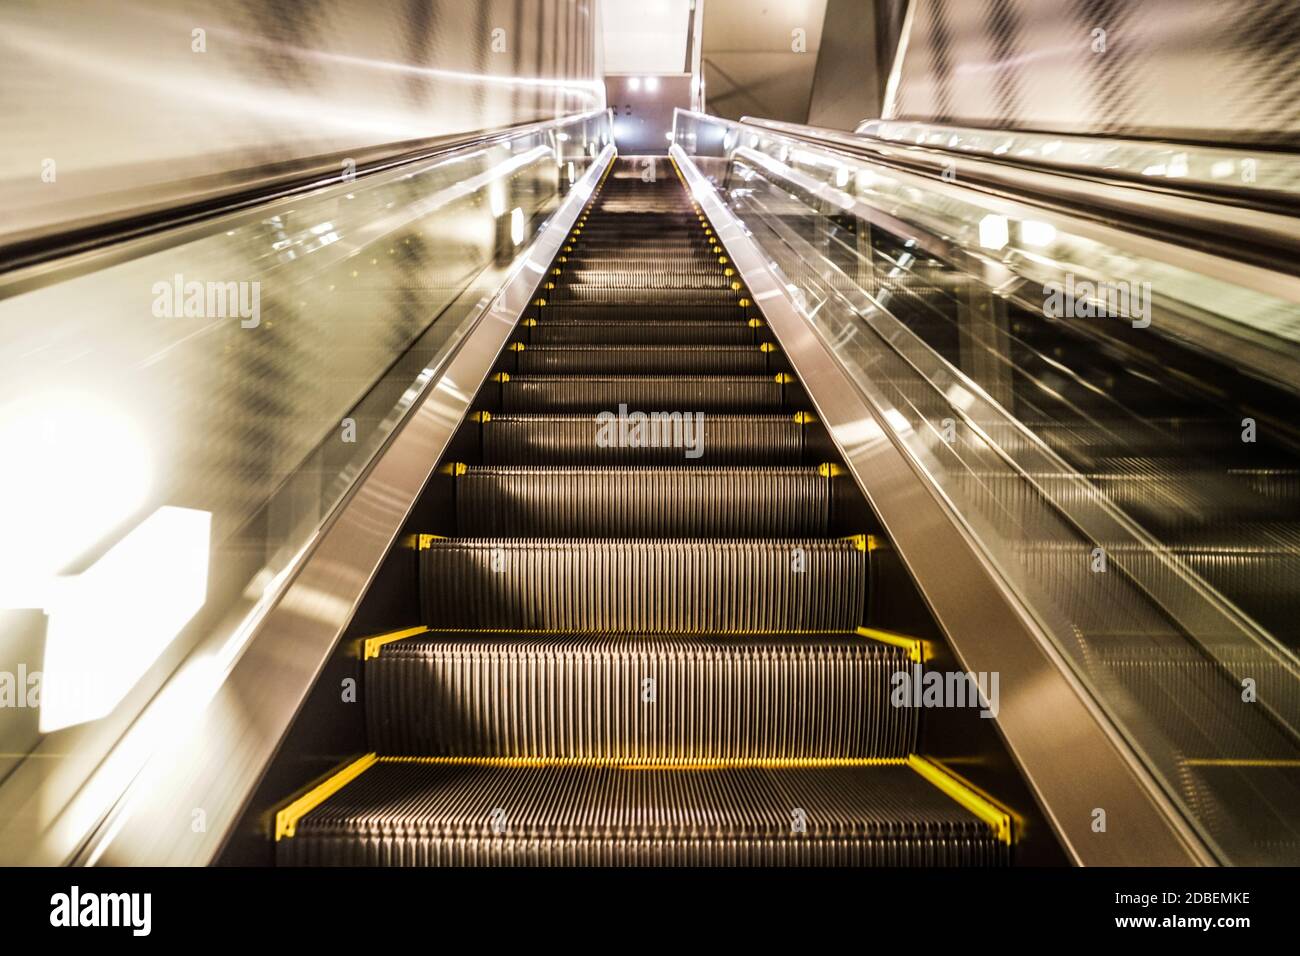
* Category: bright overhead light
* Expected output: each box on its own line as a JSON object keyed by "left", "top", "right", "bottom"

{"left": 979, "top": 214, "right": 1009, "bottom": 251}
{"left": 1020, "top": 220, "right": 1057, "bottom": 247}
{"left": 0, "top": 391, "right": 152, "bottom": 589}
{"left": 628, "top": 76, "right": 642, "bottom": 92}
{"left": 510, "top": 207, "right": 525, "bottom": 245}
{"left": 644, "top": 76, "right": 659, "bottom": 92}
{"left": 41, "top": 506, "right": 211, "bottom": 732}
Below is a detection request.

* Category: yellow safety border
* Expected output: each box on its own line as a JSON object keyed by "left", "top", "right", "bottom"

{"left": 907, "top": 755, "right": 1013, "bottom": 845}
{"left": 364, "top": 626, "right": 864, "bottom": 659}
{"left": 274, "top": 752, "right": 1013, "bottom": 845}
{"left": 855, "top": 626, "right": 928, "bottom": 663}
{"left": 274, "top": 753, "right": 378, "bottom": 840}
{"left": 362, "top": 625, "right": 431, "bottom": 661}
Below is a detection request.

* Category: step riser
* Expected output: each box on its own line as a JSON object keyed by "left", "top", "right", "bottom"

{"left": 479, "top": 417, "right": 812, "bottom": 465}
{"left": 498, "top": 376, "right": 795, "bottom": 413}
{"left": 508, "top": 347, "right": 772, "bottom": 376}
{"left": 529, "top": 322, "right": 759, "bottom": 346}
{"left": 367, "top": 637, "right": 915, "bottom": 758}
{"left": 418, "top": 540, "right": 870, "bottom": 632}
{"left": 538, "top": 305, "right": 748, "bottom": 322}
{"left": 547, "top": 289, "right": 741, "bottom": 305}
{"left": 455, "top": 468, "right": 832, "bottom": 536}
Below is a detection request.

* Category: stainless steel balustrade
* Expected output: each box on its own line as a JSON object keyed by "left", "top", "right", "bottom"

{"left": 672, "top": 107, "right": 1300, "bottom": 866}
{"left": 0, "top": 109, "right": 615, "bottom": 865}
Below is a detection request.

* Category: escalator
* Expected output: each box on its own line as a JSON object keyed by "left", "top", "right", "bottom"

{"left": 269, "top": 158, "right": 1013, "bottom": 867}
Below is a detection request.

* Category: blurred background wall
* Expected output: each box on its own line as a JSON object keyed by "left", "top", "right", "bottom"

{"left": 885, "top": 0, "right": 1300, "bottom": 146}
{"left": 0, "top": 0, "right": 604, "bottom": 242}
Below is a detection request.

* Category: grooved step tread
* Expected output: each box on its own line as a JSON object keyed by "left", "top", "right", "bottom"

{"left": 277, "top": 762, "right": 1007, "bottom": 867}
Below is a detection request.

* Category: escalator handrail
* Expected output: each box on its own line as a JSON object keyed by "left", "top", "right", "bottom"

{"left": 0, "top": 108, "right": 613, "bottom": 282}
{"left": 849, "top": 116, "right": 1300, "bottom": 210}
{"left": 674, "top": 109, "right": 1300, "bottom": 398}
{"left": 733, "top": 115, "right": 1300, "bottom": 286}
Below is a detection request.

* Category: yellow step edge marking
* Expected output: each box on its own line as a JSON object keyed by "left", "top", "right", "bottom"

{"left": 381, "top": 626, "right": 850, "bottom": 638}
{"left": 275, "top": 754, "right": 378, "bottom": 840}
{"left": 493, "top": 372, "right": 510, "bottom": 382}
{"left": 533, "top": 298, "right": 547, "bottom": 307}
{"left": 760, "top": 342, "right": 777, "bottom": 353}
{"left": 731, "top": 281, "right": 743, "bottom": 291}
{"left": 438, "top": 461, "right": 469, "bottom": 476}
{"left": 509, "top": 342, "right": 526, "bottom": 351}
{"left": 739, "top": 298, "right": 752, "bottom": 307}
{"left": 724, "top": 268, "right": 735, "bottom": 277}
{"left": 794, "top": 411, "right": 817, "bottom": 424}
{"left": 471, "top": 410, "right": 491, "bottom": 423}
{"left": 843, "top": 533, "right": 868, "bottom": 551}
{"left": 363, "top": 625, "right": 432, "bottom": 661}
{"left": 775, "top": 373, "right": 794, "bottom": 384}
{"left": 1182, "top": 758, "right": 1300, "bottom": 767}
{"left": 855, "top": 626, "right": 927, "bottom": 663}
{"left": 818, "top": 462, "right": 845, "bottom": 478}
{"left": 748, "top": 318, "right": 765, "bottom": 328}
{"left": 907, "top": 755, "right": 1014, "bottom": 846}
{"left": 414, "top": 533, "right": 446, "bottom": 549}
{"left": 521, "top": 318, "right": 538, "bottom": 327}
{"left": 379, "top": 755, "right": 907, "bottom": 770}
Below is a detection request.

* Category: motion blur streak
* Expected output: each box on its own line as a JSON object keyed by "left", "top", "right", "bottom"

{"left": 0, "top": 0, "right": 604, "bottom": 241}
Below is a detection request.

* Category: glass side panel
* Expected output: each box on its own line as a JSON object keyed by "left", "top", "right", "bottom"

{"left": 674, "top": 109, "right": 1300, "bottom": 864}
{"left": 0, "top": 112, "right": 612, "bottom": 843}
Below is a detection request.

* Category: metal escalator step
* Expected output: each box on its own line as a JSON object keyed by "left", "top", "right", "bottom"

{"left": 277, "top": 762, "right": 1007, "bottom": 866}
{"left": 366, "top": 632, "right": 916, "bottom": 758}
{"left": 417, "top": 537, "right": 870, "bottom": 631}
{"left": 560, "top": 270, "right": 730, "bottom": 290}
{"left": 566, "top": 256, "right": 720, "bottom": 270}
{"left": 574, "top": 239, "right": 710, "bottom": 246}
{"left": 565, "top": 250, "right": 719, "bottom": 265}
{"left": 530, "top": 319, "right": 757, "bottom": 346}
{"left": 541, "top": 304, "right": 747, "bottom": 322}
{"left": 500, "top": 374, "right": 788, "bottom": 412}
{"left": 568, "top": 236, "right": 713, "bottom": 246}
{"left": 513, "top": 345, "right": 770, "bottom": 375}
{"left": 455, "top": 465, "right": 831, "bottom": 536}
{"left": 549, "top": 287, "right": 740, "bottom": 305}
{"left": 480, "top": 413, "right": 808, "bottom": 465}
